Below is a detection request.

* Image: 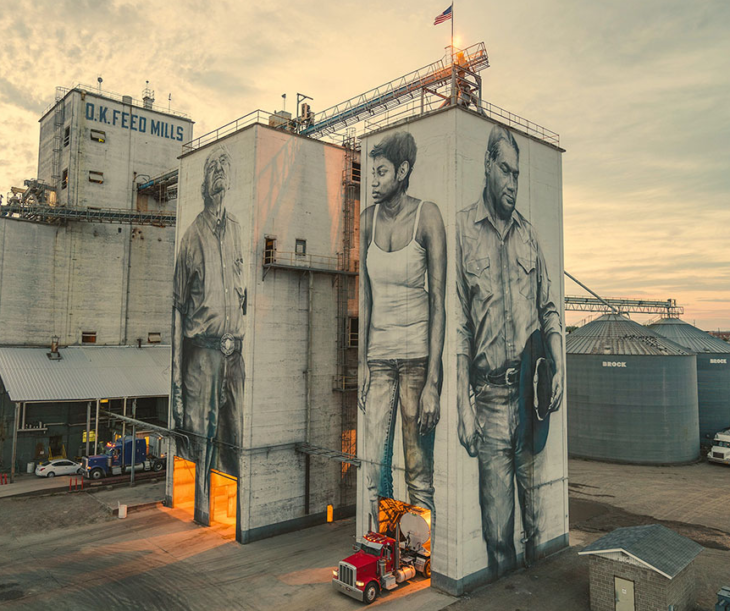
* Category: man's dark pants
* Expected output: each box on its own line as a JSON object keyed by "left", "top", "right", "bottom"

{"left": 473, "top": 380, "right": 538, "bottom": 578}
{"left": 182, "top": 341, "right": 244, "bottom": 525}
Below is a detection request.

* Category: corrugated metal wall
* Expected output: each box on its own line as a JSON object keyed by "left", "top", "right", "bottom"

{"left": 649, "top": 319, "right": 730, "bottom": 443}
{"left": 567, "top": 354, "right": 699, "bottom": 463}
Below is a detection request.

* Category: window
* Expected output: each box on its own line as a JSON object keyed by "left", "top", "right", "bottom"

{"left": 352, "top": 161, "right": 361, "bottom": 183}
{"left": 61, "top": 168, "right": 68, "bottom": 190}
{"left": 295, "top": 239, "right": 307, "bottom": 257}
{"left": 89, "top": 171, "right": 104, "bottom": 184}
{"left": 81, "top": 332, "right": 97, "bottom": 344}
{"left": 348, "top": 317, "right": 359, "bottom": 348}
{"left": 148, "top": 332, "right": 161, "bottom": 344}
{"left": 63, "top": 126, "right": 70, "bottom": 147}
{"left": 264, "top": 237, "right": 276, "bottom": 265}
{"left": 90, "top": 129, "right": 106, "bottom": 143}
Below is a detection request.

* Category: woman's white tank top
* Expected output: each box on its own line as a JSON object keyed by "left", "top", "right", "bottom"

{"left": 366, "top": 200, "right": 429, "bottom": 360}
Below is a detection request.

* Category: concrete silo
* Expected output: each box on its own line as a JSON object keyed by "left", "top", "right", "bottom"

{"left": 648, "top": 317, "right": 730, "bottom": 444}
{"left": 567, "top": 314, "right": 699, "bottom": 464}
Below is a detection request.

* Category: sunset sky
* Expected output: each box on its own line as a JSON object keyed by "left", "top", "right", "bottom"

{"left": 1, "top": 0, "right": 727, "bottom": 330}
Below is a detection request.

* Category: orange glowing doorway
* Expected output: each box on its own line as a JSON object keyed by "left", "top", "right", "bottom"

{"left": 210, "top": 470, "right": 237, "bottom": 527}
{"left": 173, "top": 456, "right": 196, "bottom": 519}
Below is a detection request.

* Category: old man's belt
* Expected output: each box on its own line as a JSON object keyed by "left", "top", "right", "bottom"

{"left": 188, "top": 334, "right": 243, "bottom": 356}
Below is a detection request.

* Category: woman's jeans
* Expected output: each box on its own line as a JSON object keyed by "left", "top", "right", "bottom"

{"left": 363, "top": 358, "right": 435, "bottom": 526}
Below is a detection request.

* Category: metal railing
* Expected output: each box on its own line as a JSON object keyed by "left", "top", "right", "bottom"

{"left": 41, "top": 84, "right": 191, "bottom": 120}
{"left": 0, "top": 203, "right": 176, "bottom": 226}
{"left": 183, "top": 110, "right": 276, "bottom": 153}
{"left": 262, "top": 249, "right": 358, "bottom": 274}
{"left": 180, "top": 43, "right": 560, "bottom": 154}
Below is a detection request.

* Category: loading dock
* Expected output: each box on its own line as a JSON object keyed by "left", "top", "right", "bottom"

{"left": 210, "top": 470, "right": 237, "bottom": 527}
{"left": 173, "top": 456, "right": 196, "bottom": 519}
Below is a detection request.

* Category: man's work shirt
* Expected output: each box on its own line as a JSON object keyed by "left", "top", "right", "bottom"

{"left": 173, "top": 208, "right": 246, "bottom": 340}
{"left": 456, "top": 193, "right": 560, "bottom": 377}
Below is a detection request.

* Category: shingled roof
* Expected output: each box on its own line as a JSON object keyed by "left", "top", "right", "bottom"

{"left": 579, "top": 524, "right": 703, "bottom": 579}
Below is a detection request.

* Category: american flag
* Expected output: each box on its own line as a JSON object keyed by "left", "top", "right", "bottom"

{"left": 434, "top": 5, "right": 452, "bottom": 25}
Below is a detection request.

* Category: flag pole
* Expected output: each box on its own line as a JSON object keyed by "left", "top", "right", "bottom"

{"left": 451, "top": 2, "right": 454, "bottom": 55}
{"left": 451, "top": 2, "right": 455, "bottom": 105}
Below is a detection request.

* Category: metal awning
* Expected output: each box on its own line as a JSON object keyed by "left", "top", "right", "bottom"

{"left": 0, "top": 345, "right": 171, "bottom": 403}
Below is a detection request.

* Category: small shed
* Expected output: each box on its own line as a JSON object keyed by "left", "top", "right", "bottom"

{"left": 579, "top": 524, "right": 703, "bottom": 611}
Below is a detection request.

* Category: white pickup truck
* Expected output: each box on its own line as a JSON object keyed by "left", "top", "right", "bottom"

{"left": 708, "top": 429, "right": 730, "bottom": 465}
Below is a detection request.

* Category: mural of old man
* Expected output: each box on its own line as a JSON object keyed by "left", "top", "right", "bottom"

{"left": 172, "top": 144, "right": 247, "bottom": 523}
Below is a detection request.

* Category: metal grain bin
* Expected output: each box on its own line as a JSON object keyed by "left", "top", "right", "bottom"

{"left": 648, "top": 317, "right": 730, "bottom": 444}
{"left": 567, "top": 314, "right": 699, "bottom": 464}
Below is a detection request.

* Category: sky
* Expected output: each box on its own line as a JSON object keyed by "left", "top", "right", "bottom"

{"left": 1, "top": 0, "right": 728, "bottom": 330}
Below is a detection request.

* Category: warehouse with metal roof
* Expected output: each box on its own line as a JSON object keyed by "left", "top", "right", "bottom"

{"left": 0, "top": 345, "right": 170, "bottom": 473}
{"left": 566, "top": 314, "right": 699, "bottom": 464}
{"left": 648, "top": 317, "right": 730, "bottom": 444}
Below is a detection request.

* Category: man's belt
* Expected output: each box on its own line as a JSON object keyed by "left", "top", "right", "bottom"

{"left": 187, "top": 334, "right": 243, "bottom": 356}
{"left": 486, "top": 364, "right": 521, "bottom": 386}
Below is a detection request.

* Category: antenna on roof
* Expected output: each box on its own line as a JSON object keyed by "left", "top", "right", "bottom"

{"left": 97, "top": 76, "right": 103, "bottom": 92}
{"left": 142, "top": 81, "right": 155, "bottom": 110}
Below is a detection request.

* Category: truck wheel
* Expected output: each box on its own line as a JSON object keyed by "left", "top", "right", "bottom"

{"left": 47, "top": 471, "right": 55, "bottom": 478}
{"left": 153, "top": 461, "right": 164, "bottom": 472}
{"left": 363, "top": 582, "right": 378, "bottom": 604}
{"left": 423, "top": 559, "right": 431, "bottom": 578}
{"left": 90, "top": 468, "right": 103, "bottom": 480}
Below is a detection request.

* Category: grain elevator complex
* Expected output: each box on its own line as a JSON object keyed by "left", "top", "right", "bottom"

{"left": 0, "top": 84, "right": 192, "bottom": 472}
{"left": 1, "top": 38, "right": 728, "bottom": 605}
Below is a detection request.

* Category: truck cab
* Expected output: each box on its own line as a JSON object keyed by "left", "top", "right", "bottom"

{"left": 83, "top": 436, "right": 165, "bottom": 479}
{"left": 708, "top": 429, "right": 730, "bottom": 465}
{"left": 332, "top": 507, "right": 431, "bottom": 604}
{"left": 332, "top": 533, "right": 396, "bottom": 604}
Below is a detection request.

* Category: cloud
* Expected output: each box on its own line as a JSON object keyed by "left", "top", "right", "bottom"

{"left": 0, "top": 78, "right": 47, "bottom": 114}
{"left": 0, "top": 0, "right": 727, "bottom": 330}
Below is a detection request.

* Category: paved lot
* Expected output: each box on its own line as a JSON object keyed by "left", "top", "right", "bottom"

{"left": 1, "top": 459, "right": 728, "bottom": 610}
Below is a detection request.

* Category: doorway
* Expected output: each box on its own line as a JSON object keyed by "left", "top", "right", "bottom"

{"left": 210, "top": 470, "right": 237, "bottom": 527}
{"left": 614, "top": 576, "right": 635, "bottom": 611}
{"left": 173, "top": 456, "right": 196, "bottom": 519}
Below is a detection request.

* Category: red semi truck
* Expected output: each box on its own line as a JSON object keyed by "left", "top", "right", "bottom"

{"left": 332, "top": 508, "right": 431, "bottom": 604}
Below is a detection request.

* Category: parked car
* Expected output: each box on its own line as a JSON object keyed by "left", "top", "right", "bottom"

{"left": 35, "top": 459, "right": 83, "bottom": 478}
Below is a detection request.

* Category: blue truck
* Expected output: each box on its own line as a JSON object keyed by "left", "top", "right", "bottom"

{"left": 83, "top": 436, "right": 166, "bottom": 480}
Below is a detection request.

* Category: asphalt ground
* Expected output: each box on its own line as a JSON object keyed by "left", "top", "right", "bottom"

{"left": 0, "top": 459, "right": 728, "bottom": 610}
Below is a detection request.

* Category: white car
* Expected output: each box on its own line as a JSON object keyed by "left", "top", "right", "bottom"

{"left": 35, "top": 459, "right": 83, "bottom": 478}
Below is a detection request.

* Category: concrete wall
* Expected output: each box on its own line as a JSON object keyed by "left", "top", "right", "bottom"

{"left": 0, "top": 217, "right": 174, "bottom": 346}
{"left": 38, "top": 89, "right": 192, "bottom": 205}
{"left": 357, "top": 107, "right": 568, "bottom": 594}
{"left": 170, "top": 124, "right": 356, "bottom": 542}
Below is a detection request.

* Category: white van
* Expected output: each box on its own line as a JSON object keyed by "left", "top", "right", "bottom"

{"left": 708, "top": 429, "right": 730, "bottom": 465}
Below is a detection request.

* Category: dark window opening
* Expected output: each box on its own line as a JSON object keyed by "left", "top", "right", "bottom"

{"left": 63, "top": 126, "right": 70, "bottom": 147}
{"left": 295, "top": 239, "right": 307, "bottom": 256}
{"left": 90, "top": 129, "right": 106, "bottom": 143}
{"left": 81, "top": 332, "right": 97, "bottom": 344}
{"left": 348, "top": 317, "right": 359, "bottom": 348}
{"left": 352, "top": 161, "right": 361, "bottom": 183}
{"left": 89, "top": 171, "right": 104, "bottom": 184}
{"left": 264, "top": 237, "right": 276, "bottom": 265}
{"left": 61, "top": 168, "right": 68, "bottom": 190}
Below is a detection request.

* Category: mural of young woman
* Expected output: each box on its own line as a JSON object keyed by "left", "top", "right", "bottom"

{"left": 359, "top": 131, "right": 446, "bottom": 526}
